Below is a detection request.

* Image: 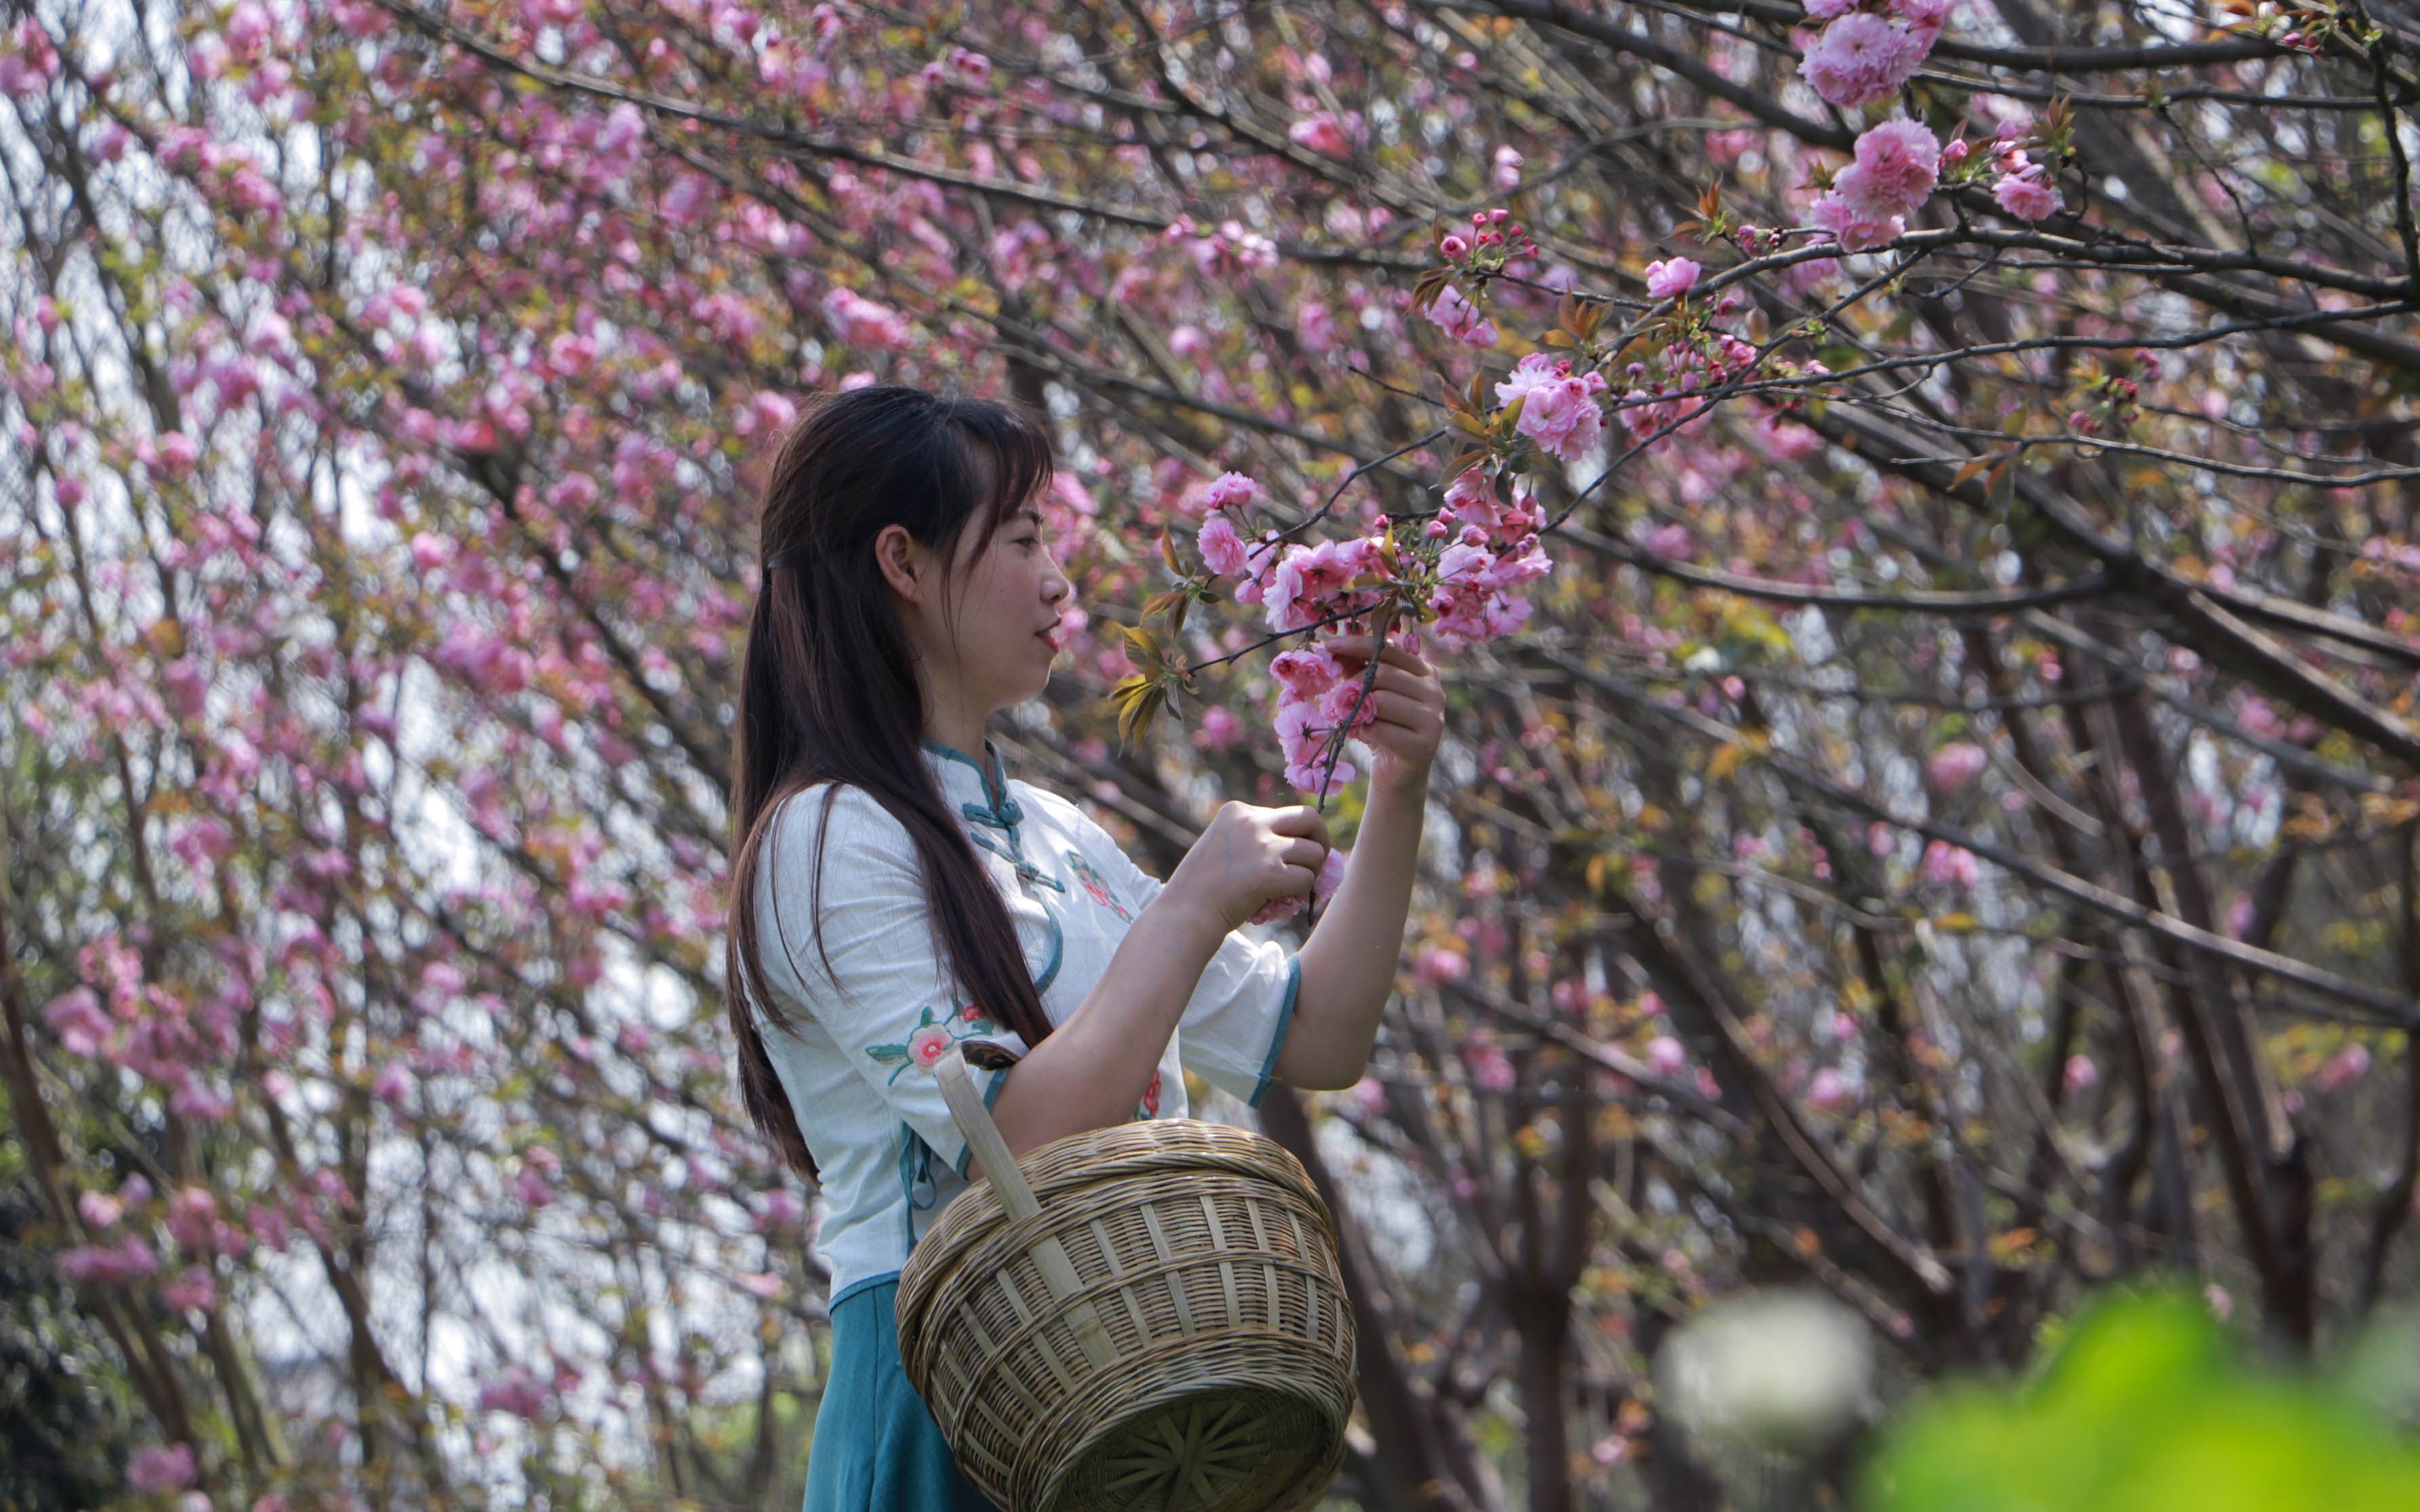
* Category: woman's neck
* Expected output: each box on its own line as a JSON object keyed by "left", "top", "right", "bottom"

{"left": 923, "top": 711, "right": 989, "bottom": 763}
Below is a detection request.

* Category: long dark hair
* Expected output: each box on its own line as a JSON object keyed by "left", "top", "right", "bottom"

{"left": 725, "top": 383, "right": 1058, "bottom": 1181}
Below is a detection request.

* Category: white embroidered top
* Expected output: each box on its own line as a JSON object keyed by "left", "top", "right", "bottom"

{"left": 748, "top": 738, "right": 1301, "bottom": 1309}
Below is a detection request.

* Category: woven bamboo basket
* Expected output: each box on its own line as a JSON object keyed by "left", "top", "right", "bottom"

{"left": 894, "top": 1052, "right": 1356, "bottom": 1512}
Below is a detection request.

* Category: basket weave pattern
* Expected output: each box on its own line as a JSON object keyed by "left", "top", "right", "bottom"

{"left": 896, "top": 1114, "right": 1357, "bottom": 1512}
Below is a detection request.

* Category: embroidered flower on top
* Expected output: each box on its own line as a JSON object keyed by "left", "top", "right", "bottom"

{"left": 865, "top": 1002, "right": 1001, "bottom": 1084}
{"left": 1064, "top": 850, "right": 1133, "bottom": 920}
{"left": 1135, "top": 1068, "right": 1163, "bottom": 1121}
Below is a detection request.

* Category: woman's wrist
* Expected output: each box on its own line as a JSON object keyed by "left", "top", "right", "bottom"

{"left": 1142, "top": 880, "right": 1236, "bottom": 951}
{"left": 1369, "top": 758, "right": 1434, "bottom": 805}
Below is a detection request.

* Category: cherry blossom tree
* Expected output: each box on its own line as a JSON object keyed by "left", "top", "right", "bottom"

{"left": 6, "top": 0, "right": 2420, "bottom": 1509}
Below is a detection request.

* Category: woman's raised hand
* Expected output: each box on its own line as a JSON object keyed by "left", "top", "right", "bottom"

{"left": 1162, "top": 801, "right": 1334, "bottom": 934}
{"left": 1323, "top": 633, "right": 1445, "bottom": 794}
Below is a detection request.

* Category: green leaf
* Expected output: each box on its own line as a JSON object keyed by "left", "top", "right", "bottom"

{"left": 1116, "top": 682, "right": 1166, "bottom": 751}
{"left": 1120, "top": 624, "right": 1163, "bottom": 668}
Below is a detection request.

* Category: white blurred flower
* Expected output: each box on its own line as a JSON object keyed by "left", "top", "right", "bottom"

{"left": 1655, "top": 1288, "right": 1874, "bottom": 1454}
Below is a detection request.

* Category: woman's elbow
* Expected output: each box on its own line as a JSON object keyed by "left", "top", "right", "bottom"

{"left": 1272, "top": 1038, "right": 1371, "bottom": 1092}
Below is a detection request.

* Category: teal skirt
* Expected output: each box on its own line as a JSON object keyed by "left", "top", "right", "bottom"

{"left": 804, "top": 1278, "right": 1001, "bottom": 1512}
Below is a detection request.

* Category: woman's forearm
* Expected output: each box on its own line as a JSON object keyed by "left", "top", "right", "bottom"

{"left": 984, "top": 891, "right": 1227, "bottom": 1158}
{"left": 1282, "top": 770, "right": 1428, "bottom": 1089}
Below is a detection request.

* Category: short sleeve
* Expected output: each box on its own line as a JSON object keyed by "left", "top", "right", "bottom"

{"left": 1084, "top": 816, "right": 1301, "bottom": 1109}
{"left": 752, "top": 786, "right": 1014, "bottom": 1174}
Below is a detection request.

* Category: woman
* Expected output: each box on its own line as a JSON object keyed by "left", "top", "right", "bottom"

{"left": 723, "top": 383, "right": 1442, "bottom": 1511}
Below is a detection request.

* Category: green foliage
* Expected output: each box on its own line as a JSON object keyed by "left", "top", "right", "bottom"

{"left": 1862, "top": 1291, "right": 2420, "bottom": 1512}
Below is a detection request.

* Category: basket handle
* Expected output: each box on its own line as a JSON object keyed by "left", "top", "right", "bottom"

{"left": 929, "top": 1050, "right": 1118, "bottom": 1368}
{"left": 930, "top": 1048, "right": 1043, "bottom": 1222}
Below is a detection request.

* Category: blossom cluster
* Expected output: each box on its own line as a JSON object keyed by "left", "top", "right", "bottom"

{"left": 1985, "top": 121, "right": 2064, "bottom": 222}
{"left": 1495, "top": 351, "right": 1611, "bottom": 464}
{"left": 1792, "top": 3, "right": 2062, "bottom": 248}
{"left": 1811, "top": 117, "right": 1941, "bottom": 250}
{"left": 1610, "top": 310, "right": 1767, "bottom": 446}
{"left": 0, "top": 17, "right": 61, "bottom": 96}
{"left": 1796, "top": 0, "right": 1947, "bottom": 110}
{"left": 1188, "top": 468, "right": 1552, "bottom": 794}
{"left": 1436, "top": 206, "right": 1541, "bottom": 268}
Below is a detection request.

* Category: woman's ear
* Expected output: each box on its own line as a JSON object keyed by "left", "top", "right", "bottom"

{"left": 873, "top": 523, "right": 926, "bottom": 603}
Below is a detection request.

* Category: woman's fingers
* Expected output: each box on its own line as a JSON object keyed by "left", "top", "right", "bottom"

{"left": 1362, "top": 689, "right": 1440, "bottom": 729}
{"left": 1279, "top": 837, "right": 1329, "bottom": 874}
{"left": 1327, "top": 634, "right": 1433, "bottom": 675}
{"left": 1267, "top": 805, "right": 1332, "bottom": 847}
{"left": 1370, "top": 665, "right": 1440, "bottom": 699}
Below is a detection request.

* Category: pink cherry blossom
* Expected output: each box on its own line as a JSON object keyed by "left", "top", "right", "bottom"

{"left": 0, "top": 20, "right": 60, "bottom": 96}
{"left": 45, "top": 987, "right": 112, "bottom": 1057}
{"left": 1288, "top": 110, "right": 1352, "bottom": 158}
{"left": 1493, "top": 352, "right": 1610, "bottom": 464}
{"left": 1198, "top": 470, "right": 1257, "bottom": 513}
{"left": 1841, "top": 118, "right": 1941, "bottom": 219}
{"left": 1412, "top": 945, "right": 1470, "bottom": 983}
{"left": 372, "top": 1062, "right": 415, "bottom": 1107}
{"left": 2313, "top": 1042, "right": 2373, "bottom": 1092}
{"left": 167, "top": 1187, "right": 222, "bottom": 1252}
{"left": 1645, "top": 1036, "right": 1688, "bottom": 1075}
{"left": 1921, "top": 839, "right": 1980, "bottom": 888}
{"left": 1926, "top": 741, "right": 1989, "bottom": 792}
{"left": 477, "top": 1364, "right": 552, "bottom": 1421}
{"left": 163, "top": 1266, "right": 219, "bottom": 1313}
{"left": 1423, "top": 282, "right": 1498, "bottom": 346}
{"left": 1191, "top": 704, "right": 1245, "bottom": 751}
{"left": 1465, "top": 1040, "right": 1516, "bottom": 1092}
{"left": 1264, "top": 536, "right": 1382, "bottom": 633}
{"left": 1992, "top": 165, "right": 2062, "bottom": 220}
{"left": 1809, "top": 189, "right": 1904, "bottom": 252}
{"left": 1645, "top": 257, "right": 1703, "bottom": 300}
{"left": 820, "top": 286, "right": 912, "bottom": 348}
{"left": 58, "top": 1235, "right": 159, "bottom": 1286}
{"left": 1275, "top": 696, "right": 1357, "bottom": 792}
{"left": 1798, "top": 13, "right": 1934, "bottom": 110}
{"left": 127, "top": 1445, "right": 198, "bottom": 1494}
{"left": 1270, "top": 642, "right": 1347, "bottom": 701}
{"left": 1196, "top": 513, "right": 1249, "bottom": 576}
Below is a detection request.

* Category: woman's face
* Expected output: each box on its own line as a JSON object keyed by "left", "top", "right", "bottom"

{"left": 883, "top": 496, "right": 1074, "bottom": 729}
